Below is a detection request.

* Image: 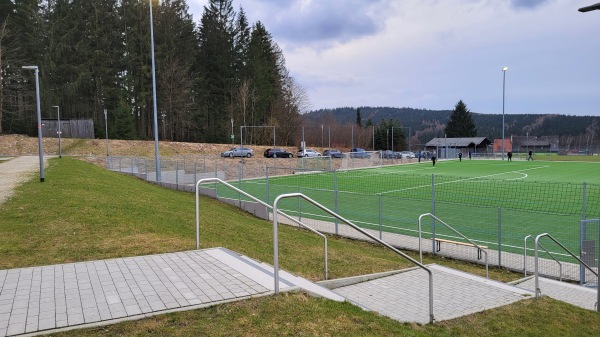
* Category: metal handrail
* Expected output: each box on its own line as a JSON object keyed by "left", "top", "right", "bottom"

{"left": 418, "top": 213, "right": 488, "bottom": 278}
{"left": 273, "top": 192, "right": 435, "bottom": 324}
{"left": 534, "top": 233, "right": 599, "bottom": 312}
{"left": 195, "top": 178, "right": 328, "bottom": 280}
{"left": 524, "top": 235, "right": 563, "bottom": 281}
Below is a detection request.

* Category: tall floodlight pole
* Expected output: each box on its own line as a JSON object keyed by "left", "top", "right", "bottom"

{"left": 502, "top": 66, "right": 508, "bottom": 160}
{"left": 231, "top": 118, "right": 234, "bottom": 144}
{"left": 162, "top": 112, "right": 166, "bottom": 140}
{"left": 149, "top": 0, "right": 161, "bottom": 182}
{"left": 321, "top": 125, "right": 324, "bottom": 150}
{"left": 22, "top": 66, "right": 44, "bottom": 182}
{"left": 52, "top": 105, "right": 61, "bottom": 158}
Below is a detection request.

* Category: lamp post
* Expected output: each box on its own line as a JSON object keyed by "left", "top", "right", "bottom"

{"left": 104, "top": 109, "right": 109, "bottom": 157}
{"left": 579, "top": 3, "right": 600, "bottom": 11}
{"left": 321, "top": 125, "right": 324, "bottom": 151}
{"left": 149, "top": 0, "right": 161, "bottom": 182}
{"left": 502, "top": 66, "right": 508, "bottom": 160}
{"left": 22, "top": 65, "right": 44, "bottom": 182}
{"left": 161, "top": 112, "right": 166, "bottom": 140}
{"left": 52, "top": 105, "right": 61, "bottom": 158}
{"left": 231, "top": 118, "right": 234, "bottom": 144}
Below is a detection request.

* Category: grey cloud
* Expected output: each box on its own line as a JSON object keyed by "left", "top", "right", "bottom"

{"left": 510, "top": 0, "right": 551, "bottom": 9}
{"left": 259, "top": 0, "right": 391, "bottom": 47}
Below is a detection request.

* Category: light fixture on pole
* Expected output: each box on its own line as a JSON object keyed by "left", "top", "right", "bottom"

{"left": 579, "top": 2, "right": 600, "bottom": 12}
{"left": 149, "top": 0, "right": 161, "bottom": 182}
{"left": 104, "top": 109, "right": 109, "bottom": 157}
{"left": 502, "top": 66, "right": 508, "bottom": 160}
{"left": 22, "top": 65, "right": 44, "bottom": 182}
{"left": 52, "top": 105, "right": 61, "bottom": 158}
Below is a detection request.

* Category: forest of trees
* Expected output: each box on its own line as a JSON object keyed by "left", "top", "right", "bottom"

{"left": 0, "top": 0, "right": 307, "bottom": 145}
{"left": 306, "top": 106, "right": 600, "bottom": 151}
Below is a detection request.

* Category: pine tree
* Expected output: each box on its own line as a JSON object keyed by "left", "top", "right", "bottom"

{"left": 445, "top": 100, "right": 477, "bottom": 137}
{"left": 356, "top": 108, "right": 362, "bottom": 127}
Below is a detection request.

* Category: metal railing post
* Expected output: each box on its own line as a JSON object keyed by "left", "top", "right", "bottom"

{"left": 334, "top": 170, "right": 338, "bottom": 234}
{"left": 196, "top": 178, "right": 329, "bottom": 281}
{"left": 274, "top": 193, "right": 434, "bottom": 324}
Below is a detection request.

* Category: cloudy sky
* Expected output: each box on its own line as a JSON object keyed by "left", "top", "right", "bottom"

{"left": 188, "top": 0, "right": 599, "bottom": 116}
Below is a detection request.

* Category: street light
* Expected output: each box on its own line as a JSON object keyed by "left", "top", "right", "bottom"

{"left": 162, "top": 112, "right": 166, "bottom": 140}
{"left": 52, "top": 105, "right": 61, "bottom": 158}
{"left": 231, "top": 118, "right": 234, "bottom": 144}
{"left": 104, "top": 109, "right": 109, "bottom": 157}
{"left": 22, "top": 65, "right": 44, "bottom": 182}
{"left": 579, "top": 2, "right": 600, "bottom": 11}
{"left": 149, "top": 0, "right": 161, "bottom": 182}
{"left": 502, "top": 66, "right": 508, "bottom": 160}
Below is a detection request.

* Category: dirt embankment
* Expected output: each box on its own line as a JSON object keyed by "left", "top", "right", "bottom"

{"left": 0, "top": 134, "right": 308, "bottom": 166}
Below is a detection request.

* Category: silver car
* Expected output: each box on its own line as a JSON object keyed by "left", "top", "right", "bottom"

{"left": 297, "top": 149, "right": 321, "bottom": 158}
{"left": 221, "top": 147, "right": 254, "bottom": 158}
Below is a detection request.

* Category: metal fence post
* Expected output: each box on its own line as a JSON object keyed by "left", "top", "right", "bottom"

{"left": 431, "top": 174, "right": 436, "bottom": 254}
{"left": 119, "top": 157, "right": 122, "bottom": 172}
{"left": 144, "top": 159, "right": 147, "bottom": 180}
{"left": 194, "top": 162, "right": 197, "bottom": 185}
{"left": 298, "top": 185, "right": 302, "bottom": 221}
{"left": 203, "top": 156, "right": 206, "bottom": 174}
{"left": 498, "top": 207, "right": 502, "bottom": 267}
{"left": 266, "top": 166, "right": 270, "bottom": 205}
{"left": 334, "top": 170, "right": 338, "bottom": 234}
{"left": 176, "top": 161, "right": 179, "bottom": 187}
{"left": 379, "top": 193, "right": 383, "bottom": 240}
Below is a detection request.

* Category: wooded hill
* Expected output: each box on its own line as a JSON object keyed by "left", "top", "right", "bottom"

{"left": 304, "top": 107, "right": 600, "bottom": 149}
{"left": 1, "top": 0, "right": 305, "bottom": 146}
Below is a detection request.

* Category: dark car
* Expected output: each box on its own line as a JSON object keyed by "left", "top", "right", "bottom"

{"left": 349, "top": 148, "right": 371, "bottom": 159}
{"left": 323, "top": 149, "right": 343, "bottom": 158}
{"left": 380, "top": 150, "right": 402, "bottom": 159}
{"left": 264, "top": 148, "right": 293, "bottom": 158}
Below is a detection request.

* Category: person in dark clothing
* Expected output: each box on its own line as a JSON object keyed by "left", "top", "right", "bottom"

{"left": 528, "top": 150, "right": 533, "bottom": 161}
{"left": 468, "top": 151, "right": 472, "bottom": 160}
{"left": 507, "top": 151, "right": 512, "bottom": 161}
{"left": 431, "top": 155, "right": 437, "bottom": 167}
{"left": 458, "top": 152, "right": 462, "bottom": 162}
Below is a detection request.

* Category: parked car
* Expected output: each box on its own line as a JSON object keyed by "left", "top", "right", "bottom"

{"left": 323, "top": 149, "right": 343, "bottom": 158}
{"left": 380, "top": 150, "right": 402, "bottom": 159}
{"left": 400, "top": 151, "right": 415, "bottom": 159}
{"left": 264, "top": 148, "right": 293, "bottom": 158}
{"left": 221, "top": 147, "right": 254, "bottom": 158}
{"left": 297, "top": 149, "right": 321, "bottom": 158}
{"left": 349, "top": 148, "right": 371, "bottom": 159}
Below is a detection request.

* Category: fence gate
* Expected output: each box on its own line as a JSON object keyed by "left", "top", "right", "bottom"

{"left": 580, "top": 219, "right": 600, "bottom": 285}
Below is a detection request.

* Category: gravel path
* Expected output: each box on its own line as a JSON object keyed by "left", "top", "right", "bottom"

{"left": 0, "top": 156, "right": 46, "bottom": 206}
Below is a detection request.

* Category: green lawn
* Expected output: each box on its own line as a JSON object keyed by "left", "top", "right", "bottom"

{"left": 2, "top": 157, "right": 599, "bottom": 336}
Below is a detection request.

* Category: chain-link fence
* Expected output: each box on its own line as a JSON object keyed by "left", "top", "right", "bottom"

{"left": 108, "top": 155, "right": 599, "bottom": 284}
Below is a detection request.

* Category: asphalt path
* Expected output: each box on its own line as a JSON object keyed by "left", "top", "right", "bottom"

{"left": 0, "top": 156, "right": 45, "bottom": 206}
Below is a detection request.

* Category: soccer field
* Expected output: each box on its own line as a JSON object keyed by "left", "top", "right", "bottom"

{"left": 214, "top": 159, "right": 600, "bottom": 264}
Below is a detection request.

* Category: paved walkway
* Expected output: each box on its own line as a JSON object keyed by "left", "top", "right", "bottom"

{"left": 333, "top": 264, "right": 534, "bottom": 324}
{"left": 0, "top": 247, "right": 341, "bottom": 337}
{"left": 0, "top": 156, "right": 45, "bottom": 206}
{"left": 513, "top": 276, "right": 598, "bottom": 311}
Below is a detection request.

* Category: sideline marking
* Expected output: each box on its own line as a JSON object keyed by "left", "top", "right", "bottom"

{"left": 381, "top": 165, "right": 549, "bottom": 194}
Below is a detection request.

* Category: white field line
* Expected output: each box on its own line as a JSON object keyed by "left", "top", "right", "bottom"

{"left": 381, "top": 165, "right": 549, "bottom": 195}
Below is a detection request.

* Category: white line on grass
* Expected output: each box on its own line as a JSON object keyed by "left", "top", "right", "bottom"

{"left": 381, "top": 165, "right": 549, "bottom": 195}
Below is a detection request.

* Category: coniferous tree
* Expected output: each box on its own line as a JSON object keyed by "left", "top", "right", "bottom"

{"left": 445, "top": 100, "right": 477, "bottom": 137}
{"left": 356, "top": 108, "right": 362, "bottom": 127}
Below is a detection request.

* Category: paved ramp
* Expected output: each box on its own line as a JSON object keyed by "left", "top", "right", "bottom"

{"left": 0, "top": 248, "right": 341, "bottom": 337}
{"left": 332, "top": 264, "right": 534, "bottom": 324}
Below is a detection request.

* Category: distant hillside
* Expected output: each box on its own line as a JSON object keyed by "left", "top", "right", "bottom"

{"left": 304, "top": 107, "right": 599, "bottom": 147}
